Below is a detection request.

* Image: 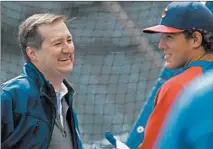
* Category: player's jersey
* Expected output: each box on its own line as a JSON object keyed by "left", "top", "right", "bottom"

{"left": 126, "top": 66, "right": 182, "bottom": 149}
{"left": 154, "top": 70, "right": 213, "bottom": 149}
{"left": 138, "top": 60, "right": 213, "bottom": 149}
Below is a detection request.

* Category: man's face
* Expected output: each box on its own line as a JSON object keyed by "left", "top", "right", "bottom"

{"left": 158, "top": 33, "right": 193, "bottom": 69}
{"left": 34, "top": 20, "right": 74, "bottom": 78}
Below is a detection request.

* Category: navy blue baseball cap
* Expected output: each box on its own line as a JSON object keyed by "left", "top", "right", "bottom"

{"left": 143, "top": 2, "right": 213, "bottom": 33}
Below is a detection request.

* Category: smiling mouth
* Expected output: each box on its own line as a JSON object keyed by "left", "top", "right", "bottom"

{"left": 59, "top": 58, "right": 69, "bottom": 62}
{"left": 59, "top": 55, "right": 72, "bottom": 62}
{"left": 164, "top": 53, "right": 171, "bottom": 58}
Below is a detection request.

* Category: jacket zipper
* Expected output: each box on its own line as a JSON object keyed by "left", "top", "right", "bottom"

{"left": 41, "top": 90, "right": 79, "bottom": 149}
{"left": 69, "top": 96, "right": 78, "bottom": 149}
{"left": 41, "top": 91, "right": 57, "bottom": 148}
{"left": 70, "top": 110, "right": 78, "bottom": 149}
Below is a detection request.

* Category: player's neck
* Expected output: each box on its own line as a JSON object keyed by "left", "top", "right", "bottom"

{"left": 187, "top": 50, "right": 213, "bottom": 65}
{"left": 194, "top": 52, "right": 213, "bottom": 61}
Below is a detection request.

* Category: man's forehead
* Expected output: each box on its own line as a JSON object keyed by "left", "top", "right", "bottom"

{"left": 37, "top": 22, "right": 72, "bottom": 40}
{"left": 50, "top": 34, "right": 72, "bottom": 41}
{"left": 38, "top": 21, "right": 70, "bottom": 32}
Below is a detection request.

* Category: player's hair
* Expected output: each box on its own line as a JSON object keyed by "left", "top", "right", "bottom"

{"left": 183, "top": 28, "right": 213, "bottom": 53}
{"left": 18, "top": 13, "right": 67, "bottom": 61}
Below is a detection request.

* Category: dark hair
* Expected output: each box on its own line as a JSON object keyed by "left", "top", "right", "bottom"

{"left": 183, "top": 28, "right": 213, "bottom": 53}
{"left": 18, "top": 13, "right": 67, "bottom": 61}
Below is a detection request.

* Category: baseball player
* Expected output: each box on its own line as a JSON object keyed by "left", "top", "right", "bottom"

{"left": 138, "top": 2, "right": 213, "bottom": 149}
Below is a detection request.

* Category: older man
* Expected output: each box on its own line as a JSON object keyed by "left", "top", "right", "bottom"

{"left": 1, "top": 13, "right": 83, "bottom": 149}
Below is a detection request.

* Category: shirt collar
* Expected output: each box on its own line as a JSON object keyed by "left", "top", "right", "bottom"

{"left": 56, "top": 83, "right": 68, "bottom": 101}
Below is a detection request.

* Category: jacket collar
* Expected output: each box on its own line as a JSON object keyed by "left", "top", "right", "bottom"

{"left": 63, "top": 79, "right": 76, "bottom": 96}
{"left": 22, "top": 62, "right": 75, "bottom": 95}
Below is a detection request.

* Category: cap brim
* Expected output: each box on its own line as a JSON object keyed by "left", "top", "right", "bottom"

{"left": 143, "top": 25, "right": 184, "bottom": 33}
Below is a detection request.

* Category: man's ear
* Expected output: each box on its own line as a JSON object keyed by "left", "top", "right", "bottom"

{"left": 26, "top": 46, "right": 38, "bottom": 62}
{"left": 191, "top": 31, "right": 203, "bottom": 49}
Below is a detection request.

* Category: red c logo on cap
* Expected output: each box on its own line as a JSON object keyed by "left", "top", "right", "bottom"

{"left": 161, "top": 7, "right": 168, "bottom": 18}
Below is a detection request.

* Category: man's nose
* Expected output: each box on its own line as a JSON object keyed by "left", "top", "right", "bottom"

{"left": 158, "top": 37, "right": 167, "bottom": 51}
{"left": 62, "top": 42, "right": 74, "bottom": 53}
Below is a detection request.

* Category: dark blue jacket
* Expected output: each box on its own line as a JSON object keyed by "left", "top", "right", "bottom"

{"left": 1, "top": 62, "right": 83, "bottom": 149}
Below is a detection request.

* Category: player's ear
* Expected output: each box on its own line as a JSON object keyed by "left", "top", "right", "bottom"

{"left": 191, "top": 31, "right": 203, "bottom": 49}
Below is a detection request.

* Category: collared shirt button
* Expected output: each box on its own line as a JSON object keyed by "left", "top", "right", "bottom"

{"left": 137, "top": 126, "right": 144, "bottom": 133}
